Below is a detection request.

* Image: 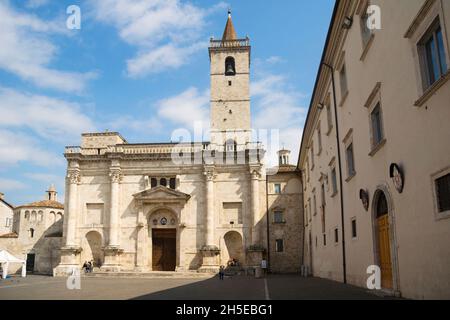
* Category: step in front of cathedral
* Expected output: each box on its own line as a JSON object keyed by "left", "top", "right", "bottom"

{"left": 82, "top": 271, "right": 217, "bottom": 279}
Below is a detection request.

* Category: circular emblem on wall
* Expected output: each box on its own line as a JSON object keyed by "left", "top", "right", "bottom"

{"left": 152, "top": 219, "right": 158, "bottom": 225}
{"left": 359, "top": 189, "right": 370, "bottom": 211}
{"left": 160, "top": 217, "right": 168, "bottom": 225}
{"left": 170, "top": 218, "right": 176, "bottom": 225}
{"left": 390, "top": 163, "right": 404, "bottom": 193}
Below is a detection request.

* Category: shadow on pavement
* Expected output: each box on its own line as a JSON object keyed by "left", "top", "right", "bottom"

{"left": 131, "top": 274, "right": 397, "bottom": 300}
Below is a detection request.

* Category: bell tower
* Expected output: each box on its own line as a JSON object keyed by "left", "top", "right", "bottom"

{"left": 209, "top": 11, "right": 251, "bottom": 146}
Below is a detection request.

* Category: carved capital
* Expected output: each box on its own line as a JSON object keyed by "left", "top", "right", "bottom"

{"left": 67, "top": 170, "right": 81, "bottom": 185}
{"left": 250, "top": 168, "right": 262, "bottom": 179}
{"left": 109, "top": 169, "right": 122, "bottom": 183}
{"left": 203, "top": 169, "right": 216, "bottom": 181}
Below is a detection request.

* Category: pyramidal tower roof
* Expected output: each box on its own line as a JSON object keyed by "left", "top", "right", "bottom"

{"left": 222, "top": 10, "right": 237, "bottom": 41}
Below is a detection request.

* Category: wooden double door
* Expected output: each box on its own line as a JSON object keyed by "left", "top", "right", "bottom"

{"left": 152, "top": 229, "right": 176, "bottom": 271}
{"left": 377, "top": 214, "right": 393, "bottom": 289}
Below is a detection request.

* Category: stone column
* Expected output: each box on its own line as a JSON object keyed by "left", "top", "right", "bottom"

{"left": 53, "top": 167, "right": 82, "bottom": 276}
{"left": 246, "top": 166, "right": 264, "bottom": 268}
{"left": 101, "top": 167, "right": 122, "bottom": 272}
{"left": 251, "top": 168, "right": 261, "bottom": 246}
{"left": 108, "top": 168, "right": 121, "bottom": 247}
{"left": 66, "top": 169, "right": 80, "bottom": 247}
{"left": 205, "top": 169, "right": 215, "bottom": 247}
{"left": 199, "top": 167, "right": 220, "bottom": 272}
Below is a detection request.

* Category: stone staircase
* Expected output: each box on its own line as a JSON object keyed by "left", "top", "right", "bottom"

{"left": 82, "top": 270, "right": 216, "bottom": 279}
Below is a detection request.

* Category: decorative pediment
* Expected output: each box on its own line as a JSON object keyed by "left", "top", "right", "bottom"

{"left": 133, "top": 186, "right": 191, "bottom": 203}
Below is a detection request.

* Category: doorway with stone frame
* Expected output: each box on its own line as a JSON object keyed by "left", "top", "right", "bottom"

{"left": 371, "top": 186, "right": 400, "bottom": 295}
{"left": 147, "top": 208, "right": 179, "bottom": 271}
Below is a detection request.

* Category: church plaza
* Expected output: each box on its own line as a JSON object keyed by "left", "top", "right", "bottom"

{"left": 0, "top": 274, "right": 394, "bottom": 300}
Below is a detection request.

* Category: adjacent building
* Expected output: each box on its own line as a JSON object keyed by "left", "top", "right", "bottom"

{"left": 0, "top": 193, "right": 14, "bottom": 236}
{"left": 299, "top": 0, "right": 450, "bottom": 299}
{"left": 267, "top": 150, "right": 303, "bottom": 273}
{"left": 0, "top": 186, "right": 64, "bottom": 274}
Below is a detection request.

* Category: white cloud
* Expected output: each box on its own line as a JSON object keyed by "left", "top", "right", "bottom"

{"left": 108, "top": 115, "right": 164, "bottom": 133}
{"left": 127, "top": 42, "right": 207, "bottom": 77}
{"left": 251, "top": 74, "right": 307, "bottom": 165}
{"left": 0, "top": 2, "right": 96, "bottom": 92}
{"left": 0, "top": 129, "right": 61, "bottom": 167}
{"left": 157, "top": 87, "right": 209, "bottom": 128}
{"left": 0, "top": 178, "right": 28, "bottom": 191}
{"left": 25, "top": 0, "right": 50, "bottom": 9}
{"left": 24, "top": 173, "right": 62, "bottom": 184}
{"left": 89, "top": 0, "right": 225, "bottom": 77}
{"left": 0, "top": 87, "right": 96, "bottom": 142}
{"left": 265, "top": 56, "right": 284, "bottom": 64}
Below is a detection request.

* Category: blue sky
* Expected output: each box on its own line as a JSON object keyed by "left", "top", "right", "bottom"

{"left": 0, "top": 0, "right": 334, "bottom": 205}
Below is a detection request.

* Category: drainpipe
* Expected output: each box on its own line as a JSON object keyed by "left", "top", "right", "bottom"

{"left": 322, "top": 62, "right": 347, "bottom": 284}
{"left": 265, "top": 174, "right": 271, "bottom": 273}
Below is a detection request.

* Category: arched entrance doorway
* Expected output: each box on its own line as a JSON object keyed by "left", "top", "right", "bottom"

{"left": 148, "top": 209, "right": 177, "bottom": 271}
{"left": 83, "top": 231, "right": 104, "bottom": 268}
{"left": 374, "top": 191, "right": 393, "bottom": 289}
{"left": 222, "top": 231, "right": 244, "bottom": 266}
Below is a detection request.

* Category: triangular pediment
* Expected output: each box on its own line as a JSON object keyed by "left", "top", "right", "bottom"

{"left": 133, "top": 186, "right": 191, "bottom": 201}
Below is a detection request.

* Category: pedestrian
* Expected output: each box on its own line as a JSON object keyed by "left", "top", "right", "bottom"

{"left": 219, "top": 265, "right": 225, "bottom": 280}
{"left": 82, "top": 261, "right": 88, "bottom": 273}
{"left": 261, "top": 259, "right": 268, "bottom": 277}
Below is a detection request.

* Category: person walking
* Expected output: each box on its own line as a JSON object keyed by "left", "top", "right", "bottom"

{"left": 261, "top": 259, "right": 268, "bottom": 277}
{"left": 219, "top": 265, "right": 225, "bottom": 280}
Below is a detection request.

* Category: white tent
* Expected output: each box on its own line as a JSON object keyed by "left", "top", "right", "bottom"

{"left": 0, "top": 250, "right": 26, "bottom": 279}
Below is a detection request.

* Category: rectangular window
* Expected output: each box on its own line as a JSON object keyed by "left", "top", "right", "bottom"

{"left": 419, "top": 19, "right": 448, "bottom": 89}
{"left": 169, "top": 178, "right": 176, "bottom": 190}
{"left": 85, "top": 203, "right": 104, "bottom": 225}
{"left": 360, "top": 8, "right": 372, "bottom": 47}
{"left": 306, "top": 158, "right": 310, "bottom": 181}
{"left": 323, "top": 234, "right": 327, "bottom": 246}
{"left": 436, "top": 173, "right": 450, "bottom": 212}
{"left": 326, "top": 102, "right": 333, "bottom": 132}
{"left": 313, "top": 192, "right": 317, "bottom": 216}
{"left": 331, "top": 167, "right": 338, "bottom": 194}
{"left": 305, "top": 206, "right": 308, "bottom": 226}
{"left": 275, "top": 239, "right": 284, "bottom": 252}
{"left": 310, "top": 145, "right": 315, "bottom": 169}
{"left": 5, "top": 218, "right": 12, "bottom": 228}
{"left": 274, "top": 184, "right": 281, "bottom": 194}
{"left": 274, "top": 211, "right": 284, "bottom": 223}
{"left": 222, "top": 202, "right": 243, "bottom": 225}
{"left": 346, "top": 143, "right": 356, "bottom": 178}
{"left": 308, "top": 198, "right": 312, "bottom": 221}
{"left": 321, "top": 182, "right": 326, "bottom": 207}
{"left": 370, "top": 103, "right": 384, "bottom": 146}
{"left": 334, "top": 228, "right": 339, "bottom": 243}
{"left": 317, "top": 124, "right": 322, "bottom": 153}
{"left": 339, "top": 63, "right": 348, "bottom": 98}
{"left": 351, "top": 218, "right": 357, "bottom": 239}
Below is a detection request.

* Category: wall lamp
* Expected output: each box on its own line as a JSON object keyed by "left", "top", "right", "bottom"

{"left": 342, "top": 16, "right": 353, "bottom": 29}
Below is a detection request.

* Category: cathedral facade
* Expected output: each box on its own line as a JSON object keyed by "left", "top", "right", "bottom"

{"left": 54, "top": 14, "right": 303, "bottom": 275}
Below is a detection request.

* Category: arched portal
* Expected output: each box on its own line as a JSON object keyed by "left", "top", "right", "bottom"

{"left": 221, "top": 231, "right": 244, "bottom": 266}
{"left": 372, "top": 187, "right": 399, "bottom": 292}
{"left": 82, "top": 231, "right": 104, "bottom": 268}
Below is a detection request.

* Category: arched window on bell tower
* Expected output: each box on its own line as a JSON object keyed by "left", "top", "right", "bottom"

{"left": 225, "top": 56, "right": 236, "bottom": 76}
